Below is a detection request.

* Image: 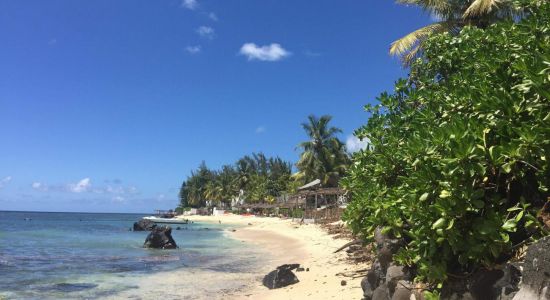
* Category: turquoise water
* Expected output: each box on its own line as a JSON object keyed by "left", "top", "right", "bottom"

{"left": 0, "top": 211, "right": 264, "bottom": 299}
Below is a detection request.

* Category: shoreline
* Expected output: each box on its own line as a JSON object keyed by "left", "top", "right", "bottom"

{"left": 182, "top": 214, "right": 365, "bottom": 300}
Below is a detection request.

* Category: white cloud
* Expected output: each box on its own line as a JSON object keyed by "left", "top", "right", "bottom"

{"left": 112, "top": 196, "right": 126, "bottom": 203}
{"left": 156, "top": 194, "right": 167, "bottom": 203}
{"left": 181, "top": 0, "right": 198, "bottom": 10}
{"left": 346, "top": 135, "right": 370, "bottom": 153}
{"left": 196, "top": 26, "right": 215, "bottom": 39}
{"left": 185, "top": 45, "right": 202, "bottom": 54}
{"left": 239, "top": 43, "right": 291, "bottom": 62}
{"left": 69, "top": 178, "right": 91, "bottom": 193}
{"left": 0, "top": 176, "right": 12, "bottom": 188}
{"left": 208, "top": 12, "right": 218, "bottom": 21}
{"left": 255, "top": 126, "right": 266, "bottom": 134}
{"left": 32, "top": 182, "right": 49, "bottom": 191}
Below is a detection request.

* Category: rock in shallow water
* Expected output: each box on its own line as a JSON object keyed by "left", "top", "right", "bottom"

{"left": 143, "top": 226, "right": 177, "bottom": 249}
{"left": 133, "top": 219, "right": 156, "bottom": 231}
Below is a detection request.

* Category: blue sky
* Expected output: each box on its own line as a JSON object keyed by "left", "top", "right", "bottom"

{"left": 0, "top": 0, "right": 430, "bottom": 213}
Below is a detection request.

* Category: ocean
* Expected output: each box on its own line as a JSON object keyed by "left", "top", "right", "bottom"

{"left": 0, "top": 211, "right": 266, "bottom": 299}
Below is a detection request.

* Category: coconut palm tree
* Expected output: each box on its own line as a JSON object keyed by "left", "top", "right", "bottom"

{"left": 296, "top": 115, "right": 349, "bottom": 187}
{"left": 390, "top": 0, "right": 523, "bottom": 64}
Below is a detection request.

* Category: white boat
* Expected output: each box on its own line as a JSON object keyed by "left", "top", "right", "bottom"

{"left": 142, "top": 216, "right": 189, "bottom": 224}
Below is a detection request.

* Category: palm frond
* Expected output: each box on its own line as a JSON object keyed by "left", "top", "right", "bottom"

{"left": 390, "top": 22, "right": 450, "bottom": 56}
{"left": 401, "top": 44, "right": 421, "bottom": 66}
{"left": 463, "top": 0, "right": 500, "bottom": 18}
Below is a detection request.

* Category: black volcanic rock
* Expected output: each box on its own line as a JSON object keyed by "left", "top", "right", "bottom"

{"left": 143, "top": 226, "right": 177, "bottom": 249}
{"left": 133, "top": 219, "right": 156, "bottom": 231}
{"left": 263, "top": 264, "right": 300, "bottom": 289}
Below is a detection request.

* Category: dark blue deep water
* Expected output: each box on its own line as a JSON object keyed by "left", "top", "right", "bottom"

{"left": 0, "top": 211, "right": 264, "bottom": 299}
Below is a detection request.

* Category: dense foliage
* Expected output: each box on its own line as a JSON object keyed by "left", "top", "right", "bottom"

{"left": 179, "top": 153, "right": 294, "bottom": 208}
{"left": 344, "top": 0, "right": 549, "bottom": 285}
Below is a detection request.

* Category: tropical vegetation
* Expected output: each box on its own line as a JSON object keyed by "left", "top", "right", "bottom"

{"left": 390, "top": 0, "right": 526, "bottom": 64}
{"left": 178, "top": 114, "right": 351, "bottom": 209}
{"left": 178, "top": 154, "right": 293, "bottom": 208}
{"left": 295, "top": 115, "right": 350, "bottom": 187}
{"left": 344, "top": 0, "right": 549, "bottom": 290}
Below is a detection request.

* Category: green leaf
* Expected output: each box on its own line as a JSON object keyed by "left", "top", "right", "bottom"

{"left": 440, "top": 190, "right": 451, "bottom": 198}
{"left": 446, "top": 219, "right": 455, "bottom": 230}
{"left": 472, "top": 200, "right": 484, "bottom": 209}
{"left": 515, "top": 211, "right": 524, "bottom": 222}
{"left": 502, "top": 162, "right": 513, "bottom": 173}
{"left": 420, "top": 192, "right": 430, "bottom": 201}
{"left": 502, "top": 219, "right": 517, "bottom": 232}
{"left": 432, "top": 218, "right": 447, "bottom": 230}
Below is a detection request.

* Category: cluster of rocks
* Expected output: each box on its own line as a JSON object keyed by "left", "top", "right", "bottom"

{"left": 360, "top": 228, "right": 550, "bottom": 300}
{"left": 360, "top": 228, "right": 417, "bottom": 300}
{"left": 133, "top": 219, "right": 179, "bottom": 249}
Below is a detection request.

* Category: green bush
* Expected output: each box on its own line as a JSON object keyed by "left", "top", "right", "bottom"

{"left": 343, "top": 1, "right": 550, "bottom": 284}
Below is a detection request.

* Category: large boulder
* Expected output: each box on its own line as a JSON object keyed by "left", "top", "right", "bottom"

{"left": 372, "top": 283, "right": 390, "bottom": 300}
{"left": 143, "top": 226, "right": 177, "bottom": 249}
{"left": 133, "top": 219, "right": 156, "bottom": 231}
{"left": 262, "top": 264, "right": 300, "bottom": 289}
{"left": 513, "top": 236, "right": 550, "bottom": 300}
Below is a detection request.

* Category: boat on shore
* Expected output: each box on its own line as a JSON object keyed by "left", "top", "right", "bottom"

{"left": 142, "top": 216, "right": 189, "bottom": 224}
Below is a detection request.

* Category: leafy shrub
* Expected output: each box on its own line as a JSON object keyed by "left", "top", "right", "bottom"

{"left": 343, "top": 1, "right": 550, "bottom": 284}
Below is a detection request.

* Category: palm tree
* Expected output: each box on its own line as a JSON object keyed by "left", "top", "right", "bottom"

{"left": 296, "top": 115, "right": 349, "bottom": 187}
{"left": 390, "top": 0, "right": 523, "bottom": 64}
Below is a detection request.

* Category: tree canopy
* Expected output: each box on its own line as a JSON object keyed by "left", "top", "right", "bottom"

{"left": 178, "top": 153, "right": 293, "bottom": 208}
{"left": 295, "top": 115, "right": 350, "bottom": 187}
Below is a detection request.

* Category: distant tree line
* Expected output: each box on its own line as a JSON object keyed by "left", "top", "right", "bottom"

{"left": 178, "top": 114, "right": 351, "bottom": 209}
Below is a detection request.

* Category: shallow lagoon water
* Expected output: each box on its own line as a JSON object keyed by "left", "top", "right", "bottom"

{"left": 0, "top": 211, "right": 264, "bottom": 299}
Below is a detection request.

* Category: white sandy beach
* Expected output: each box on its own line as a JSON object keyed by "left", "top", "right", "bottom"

{"left": 184, "top": 214, "right": 365, "bottom": 300}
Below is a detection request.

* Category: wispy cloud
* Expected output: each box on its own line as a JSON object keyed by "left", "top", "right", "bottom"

{"left": 304, "top": 50, "right": 321, "bottom": 57}
{"left": 208, "top": 12, "right": 218, "bottom": 21}
{"left": 69, "top": 178, "right": 91, "bottom": 193}
{"left": 112, "top": 196, "right": 126, "bottom": 203}
{"left": 0, "top": 176, "right": 12, "bottom": 188}
{"left": 32, "top": 182, "right": 49, "bottom": 191}
{"left": 185, "top": 45, "right": 202, "bottom": 54}
{"left": 181, "top": 0, "right": 198, "bottom": 10}
{"left": 196, "top": 26, "right": 215, "bottom": 39}
{"left": 32, "top": 178, "right": 139, "bottom": 196}
{"left": 255, "top": 126, "right": 266, "bottom": 134}
{"left": 100, "top": 184, "right": 139, "bottom": 195}
{"left": 346, "top": 135, "right": 369, "bottom": 153}
{"left": 239, "top": 43, "right": 291, "bottom": 62}
{"left": 156, "top": 193, "right": 167, "bottom": 203}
